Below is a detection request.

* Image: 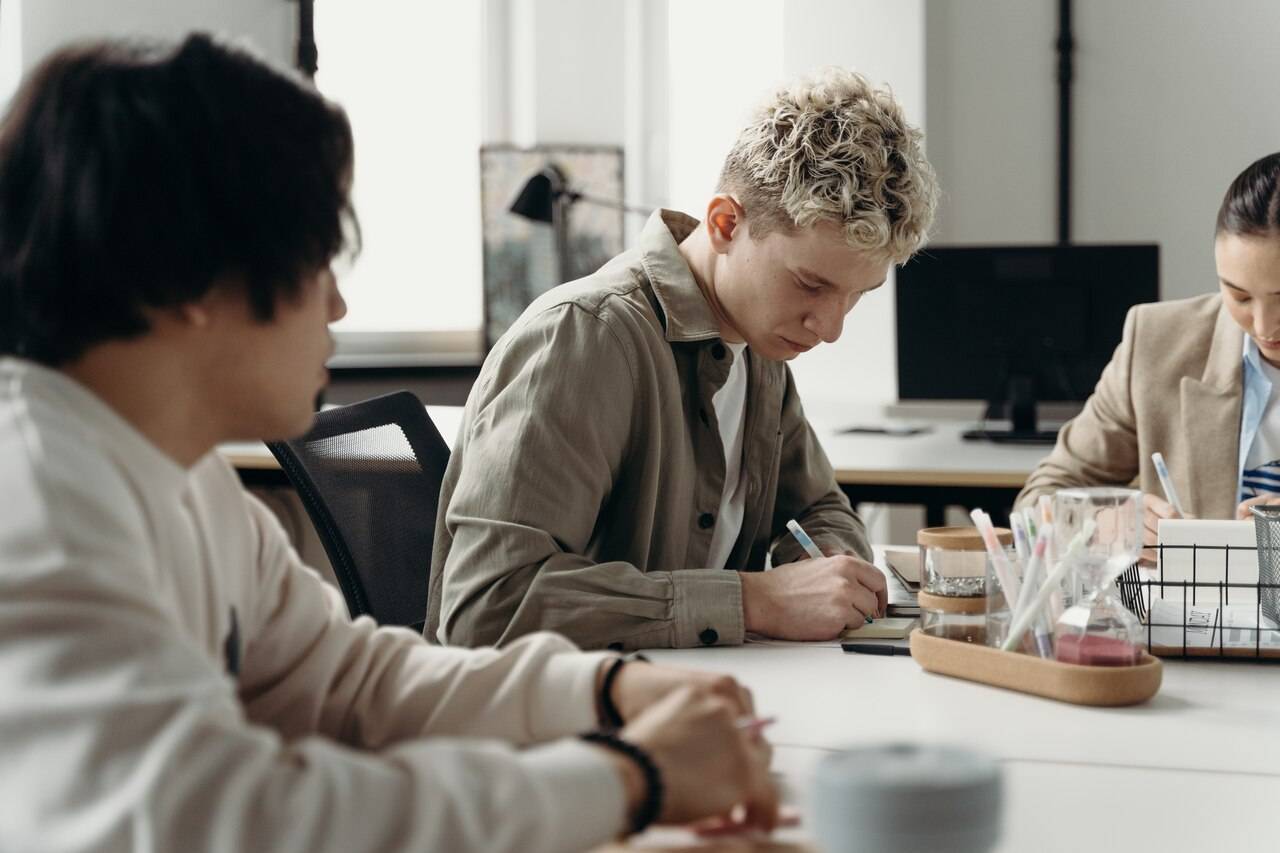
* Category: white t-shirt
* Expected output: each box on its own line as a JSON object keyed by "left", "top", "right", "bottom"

{"left": 706, "top": 341, "right": 750, "bottom": 570}
{"left": 1242, "top": 357, "right": 1280, "bottom": 502}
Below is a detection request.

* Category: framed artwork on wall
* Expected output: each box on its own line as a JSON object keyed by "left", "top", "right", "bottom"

{"left": 479, "top": 144, "right": 625, "bottom": 350}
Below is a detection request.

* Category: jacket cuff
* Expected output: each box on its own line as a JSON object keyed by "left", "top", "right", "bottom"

{"left": 669, "top": 569, "right": 744, "bottom": 647}
{"left": 519, "top": 738, "right": 627, "bottom": 849}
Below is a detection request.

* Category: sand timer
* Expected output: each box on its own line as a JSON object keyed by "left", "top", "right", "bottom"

{"left": 1052, "top": 488, "right": 1145, "bottom": 666}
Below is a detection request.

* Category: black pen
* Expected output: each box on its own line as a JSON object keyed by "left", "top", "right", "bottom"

{"left": 841, "top": 642, "right": 911, "bottom": 657}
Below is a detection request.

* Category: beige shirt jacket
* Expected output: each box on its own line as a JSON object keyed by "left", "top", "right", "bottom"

{"left": 1015, "top": 293, "right": 1242, "bottom": 520}
{"left": 429, "top": 210, "right": 870, "bottom": 651}
{"left": 0, "top": 358, "right": 624, "bottom": 853}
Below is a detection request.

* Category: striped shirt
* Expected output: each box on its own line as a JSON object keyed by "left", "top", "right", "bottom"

{"left": 1240, "top": 338, "right": 1280, "bottom": 502}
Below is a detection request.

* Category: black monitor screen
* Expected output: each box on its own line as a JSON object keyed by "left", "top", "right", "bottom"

{"left": 895, "top": 244, "right": 1159, "bottom": 404}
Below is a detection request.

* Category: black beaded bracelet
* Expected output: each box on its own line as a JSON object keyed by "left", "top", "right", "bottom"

{"left": 598, "top": 653, "right": 649, "bottom": 730}
{"left": 580, "top": 730, "right": 664, "bottom": 835}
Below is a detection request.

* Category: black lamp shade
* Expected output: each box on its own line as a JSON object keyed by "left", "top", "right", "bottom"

{"left": 509, "top": 164, "right": 568, "bottom": 224}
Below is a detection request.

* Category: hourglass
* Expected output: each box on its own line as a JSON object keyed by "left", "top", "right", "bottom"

{"left": 1052, "top": 487, "right": 1145, "bottom": 666}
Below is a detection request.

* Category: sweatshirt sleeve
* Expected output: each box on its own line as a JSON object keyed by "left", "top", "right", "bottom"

{"left": 0, "top": 463, "right": 625, "bottom": 853}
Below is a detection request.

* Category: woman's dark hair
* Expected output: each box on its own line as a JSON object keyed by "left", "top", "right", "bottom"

{"left": 1216, "top": 152, "right": 1280, "bottom": 238}
{"left": 0, "top": 34, "right": 358, "bottom": 365}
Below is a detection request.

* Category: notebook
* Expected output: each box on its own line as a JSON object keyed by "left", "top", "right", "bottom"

{"left": 882, "top": 547, "right": 921, "bottom": 591}
{"left": 842, "top": 617, "right": 919, "bottom": 640}
{"left": 1155, "top": 518, "right": 1259, "bottom": 603}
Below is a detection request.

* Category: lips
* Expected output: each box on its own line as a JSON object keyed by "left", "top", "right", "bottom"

{"left": 1259, "top": 337, "right": 1280, "bottom": 349}
{"left": 781, "top": 336, "right": 816, "bottom": 354}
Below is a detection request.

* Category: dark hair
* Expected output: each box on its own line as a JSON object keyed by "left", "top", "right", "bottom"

{"left": 1216, "top": 152, "right": 1280, "bottom": 238}
{"left": 0, "top": 34, "right": 358, "bottom": 365}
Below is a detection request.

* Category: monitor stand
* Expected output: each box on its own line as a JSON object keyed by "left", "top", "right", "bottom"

{"left": 961, "top": 378, "right": 1060, "bottom": 445}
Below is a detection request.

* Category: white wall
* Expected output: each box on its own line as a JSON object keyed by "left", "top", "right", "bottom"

{"left": 19, "top": 0, "right": 292, "bottom": 70}
{"left": 502, "top": 0, "right": 625, "bottom": 147}
{"left": 1073, "top": 0, "right": 1280, "bottom": 299}
{"left": 925, "top": 0, "right": 1057, "bottom": 244}
{"left": 925, "top": 0, "right": 1280, "bottom": 301}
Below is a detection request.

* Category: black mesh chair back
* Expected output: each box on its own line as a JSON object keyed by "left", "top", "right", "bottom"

{"left": 267, "top": 391, "right": 449, "bottom": 630}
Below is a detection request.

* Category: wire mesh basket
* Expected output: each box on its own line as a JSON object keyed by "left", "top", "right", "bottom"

{"left": 1114, "top": 513, "right": 1280, "bottom": 660}
{"left": 1249, "top": 504, "right": 1280, "bottom": 627}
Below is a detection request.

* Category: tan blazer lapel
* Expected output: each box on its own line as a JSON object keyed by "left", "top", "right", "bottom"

{"left": 1179, "top": 304, "right": 1243, "bottom": 519}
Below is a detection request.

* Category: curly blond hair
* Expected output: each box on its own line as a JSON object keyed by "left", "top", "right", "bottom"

{"left": 718, "top": 67, "right": 938, "bottom": 264}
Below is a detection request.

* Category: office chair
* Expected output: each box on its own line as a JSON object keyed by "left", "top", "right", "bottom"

{"left": 267, "top": 391, "right": 449, "bottom": 630}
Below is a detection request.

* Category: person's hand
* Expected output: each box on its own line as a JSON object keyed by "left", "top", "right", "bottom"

{"left": 615, "top": 685, "right": 778, "bottom": 831}
{"left": 739, "top": 555, "right": 888, "bottom": 641}
{"left": 1237, "top": 494, "right": 1280, "bottom": 519}
{"left": 604, "top": 660, "right": 754, "bottom": 724}
{"left": 1141, "top": 493, "right": 1186, "bottom": 567}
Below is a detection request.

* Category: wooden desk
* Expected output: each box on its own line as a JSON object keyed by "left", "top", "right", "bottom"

{"left": 220, "top": 402, "right": 1046, "bottom": 521}
{"left": 801, "top": 401, "right": 1049, "bottom": 525}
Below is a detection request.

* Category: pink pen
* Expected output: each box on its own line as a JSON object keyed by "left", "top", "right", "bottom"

{"left": 970, "top": 509, "right": 1020, "bottom": 606}
{"left": 736, "top": 715, "right": 777, "bottom": 736}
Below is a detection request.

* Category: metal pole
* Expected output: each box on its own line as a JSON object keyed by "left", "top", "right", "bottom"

{"left": 1056, "top": 0, "right": 1074, "bottom": 245}
{"left": 297, "top": 0, "right": 318, "bottom": 78}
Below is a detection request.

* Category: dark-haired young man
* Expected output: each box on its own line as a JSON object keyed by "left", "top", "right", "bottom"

{"left": 0, "top": 35, "right": 775, "bottom": 851}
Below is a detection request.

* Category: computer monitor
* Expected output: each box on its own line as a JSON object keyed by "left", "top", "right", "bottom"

{"left": 895, "top": 244, "right": 1159, "bottom": 443}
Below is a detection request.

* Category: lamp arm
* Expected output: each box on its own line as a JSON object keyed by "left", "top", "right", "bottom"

{"left": 565, "top": 191, "right": 654, "bottom": 217}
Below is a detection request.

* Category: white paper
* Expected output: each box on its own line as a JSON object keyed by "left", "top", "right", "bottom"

{"left": 1147, "top": 598, "right": 1280, "bottom": 649}
{"left": 1154, "top": 518, "right": 1259, "bottom": 604}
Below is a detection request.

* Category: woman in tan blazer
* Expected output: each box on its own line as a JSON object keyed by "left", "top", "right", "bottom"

{"left": 1017, "top": 152, "right": 1280, "bottom": 557}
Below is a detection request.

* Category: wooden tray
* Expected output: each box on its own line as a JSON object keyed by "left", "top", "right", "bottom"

{"left": 910, "top": 630, "right": 1163, "bottom": 706}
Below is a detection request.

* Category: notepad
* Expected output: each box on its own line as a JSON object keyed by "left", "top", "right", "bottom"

{"left": 1155, "top": 518, "right": 1259, "bottom": 604}
{"left": 842, "top": 617, "right": 919, "bottom": 640}
{"left": 882, "top": 547, "right": 921, "bottom": 591}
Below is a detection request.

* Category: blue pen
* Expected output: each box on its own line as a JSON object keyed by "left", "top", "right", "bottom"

{"left": 1151, "top": 452, "right": 1185, "bottom": 517}
{"left": 785, "top": 519, "right": 825, "bottom": 560}
{"left": 787, "top": 519, "right": 873, "bottom": 623}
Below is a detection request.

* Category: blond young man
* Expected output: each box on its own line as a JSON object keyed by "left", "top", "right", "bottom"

{"left": 0, "top": 35, "right": 777, "bottom": 852}
{"left": 430, "top": 68, "right": 939, "bottom": 650}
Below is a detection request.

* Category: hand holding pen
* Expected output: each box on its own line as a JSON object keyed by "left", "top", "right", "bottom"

{"left": 738, "top": 520, "right": 887, "bottom": 641}
{"left": 1144, "top": 452, "right": 1190, "bottom": 566}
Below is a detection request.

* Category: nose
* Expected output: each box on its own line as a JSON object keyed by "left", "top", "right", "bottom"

{"left": 803, "top": 309, "right": 843, "bottom": 344}
{"left": 328, "top": 270, "right": 348, "bottom": 323}
{"left": 803, "top": 291, "right": 860, "bottom": 344}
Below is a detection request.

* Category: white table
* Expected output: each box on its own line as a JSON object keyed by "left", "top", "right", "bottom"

{"left": 633, "top": 644, "right": 1280, "bottom": 851}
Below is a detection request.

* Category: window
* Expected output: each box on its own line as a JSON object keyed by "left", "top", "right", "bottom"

{"left": 0, "top": 0, "right": 23, "bottom": 109}
{"left": 315, "top": 5, "right": 484, "bottom": 365}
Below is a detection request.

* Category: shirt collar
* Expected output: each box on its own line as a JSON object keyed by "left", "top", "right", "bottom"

{"left": 639, "top": 209, "right": 724, "bottom": 343}
{"left": 1243, "top": 334, "right": 1275, "bottom": 384}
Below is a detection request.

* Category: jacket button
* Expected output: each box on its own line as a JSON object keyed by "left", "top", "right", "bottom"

{"left": 711, "top": 343, "right": 726, "bottom": 360}
{"left": 606, "top": 642, "right": 624, "bottom": 651}
{"left": 699, "top": 628, "right": 719, "bottom": 645}
{"left": 698, "top": 512, "right": 715, "bottom": 529}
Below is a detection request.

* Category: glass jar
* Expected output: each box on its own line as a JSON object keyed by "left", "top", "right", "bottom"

{"left": 919, "top": 526, "right": 1012, "bottom": 598}
{"left": 920, "top": 596, "right": 989, "bottom": 644}
{"left": 917, "top": 526, "right": 1012, "bottom": 645}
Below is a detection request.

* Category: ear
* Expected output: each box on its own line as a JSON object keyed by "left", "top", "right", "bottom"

{"left": 704, "top": 194, "right": 746, "bottom": 254}
{"left": 175, "top": 300, "right": 213, "bottom": 329}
